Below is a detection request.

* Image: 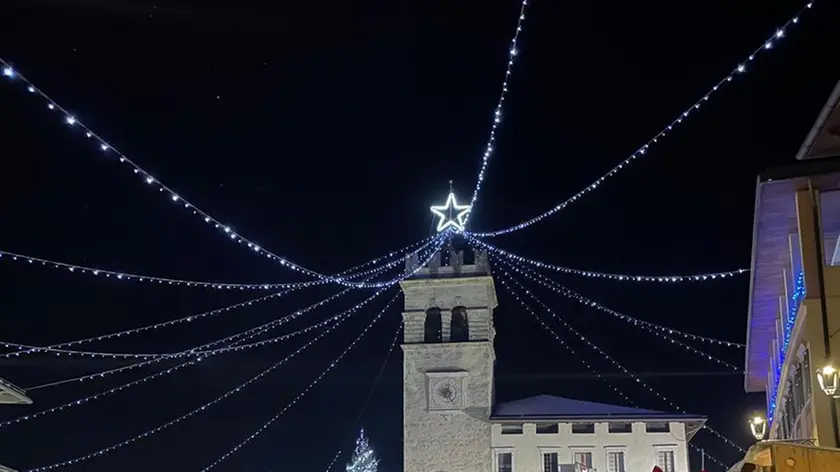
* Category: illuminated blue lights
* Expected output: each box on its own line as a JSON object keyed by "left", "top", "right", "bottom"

{"left": 768, "top": 271, "right": 805, "bottom": 422}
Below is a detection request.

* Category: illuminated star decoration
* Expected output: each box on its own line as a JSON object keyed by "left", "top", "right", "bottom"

{"left": 431, "top": 192, "right": 471, "bottom": 233}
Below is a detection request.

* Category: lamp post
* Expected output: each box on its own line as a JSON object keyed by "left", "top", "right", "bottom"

{"left": 817, "top": 364, "right": 839, "bottom": 397}
{"left": 749, "top": 416, "right": 767, "bottom": 442}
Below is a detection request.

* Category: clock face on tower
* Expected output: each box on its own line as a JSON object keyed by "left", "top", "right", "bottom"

{"left": 431, "top": 378, "right": 460, "bottom": 408}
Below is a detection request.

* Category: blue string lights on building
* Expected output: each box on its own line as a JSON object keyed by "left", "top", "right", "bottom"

{"left": 768, "top": 271, "right": 806, "bottom": 423}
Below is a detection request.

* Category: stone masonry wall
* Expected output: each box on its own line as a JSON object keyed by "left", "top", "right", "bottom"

{"left": 403, "top": 343, "right": 494, "bottom": 472}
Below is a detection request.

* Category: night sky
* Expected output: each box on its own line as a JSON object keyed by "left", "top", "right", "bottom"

{"left": 0, "top": 0, "right": 839, "bottom": 471}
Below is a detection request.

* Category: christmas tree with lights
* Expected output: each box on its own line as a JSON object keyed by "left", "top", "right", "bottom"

{"left": 346, "top": 429, "right": 379, "bottom": 472}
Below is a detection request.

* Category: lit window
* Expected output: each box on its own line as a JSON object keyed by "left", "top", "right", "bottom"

{"left": 573, "top": 452, "right": 593, "bottom": 470}
{"left": 497, "top": 452, "right": 513, "bottom": 472}
{"left": 656, "top": 451, "right": 675, "bottom": 472}
{"left": 607, "top": 451, "right": 626, "bottom": 472}
{"left": 542, "top": 452, "right": 558, "bottom": 472}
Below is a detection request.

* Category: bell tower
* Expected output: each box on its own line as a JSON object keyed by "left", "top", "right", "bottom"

{"left": 400, "top": 247, "right": 497, "bottom": 472}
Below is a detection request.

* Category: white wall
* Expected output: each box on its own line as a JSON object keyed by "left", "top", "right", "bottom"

{"left": 491, "top": 421, "right": 691, "bottom": 472}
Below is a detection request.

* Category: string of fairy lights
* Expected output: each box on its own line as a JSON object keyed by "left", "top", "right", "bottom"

{"left": 23, "top": 294, "right": 401, "bottom": 472}
{"left": 5, "top": 287, "right": 383, "bottom": 426}
{"left": 495, "top": 268, "right": 748, "bottom": 455}
{"left": 498, "top": 271, "right": 732, "bottom": 469}
{"left": 463, "top": 0, "right": 530, "bottom": 227}
{"left": 4, "top": 239, "right": 444, "bottom": 434}
{"left": 471, "top": 0, "right": 816, "bottom": 237}
{"left": 485, "top": 249, "right": 745, "bottom": 348}
{"left": 494, "top": 256, "right": 742, "bottom": 371}
{"left": 0, "top": 0, "right": 822, "bottom": 469}
{"left": 323, "top": 320, "right": 404, "bottom": 472}
{"left": 20, "top": 239, "right": 439, "bottom": 389}
{"left": 0, "top": 235, "right": 433, "bottom": 291}
{"left": 196, "top": 292, "right": 401, "bottom": 472}
{"left": 473, "top": 237, "right": 749, "bottom": 283}
{"left": 0, "top": 56, "right": 439, "bottom": 289}
{"left": 0, "top": 236, "right": 441, "bottom": 360}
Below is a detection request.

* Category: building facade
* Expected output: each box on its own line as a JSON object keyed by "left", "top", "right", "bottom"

{"left": 401, "top": 249, "right": 704, "bottom": 472}
{"left": 745, "top": 79, "right": 840, "bottom": 446}
{"left": 491, "top": 395, "right": 703, "bottom": 472}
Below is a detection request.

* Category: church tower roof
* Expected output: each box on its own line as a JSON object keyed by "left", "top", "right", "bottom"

{"left": 403, "top": 246, "right": 490, "bottom": 279}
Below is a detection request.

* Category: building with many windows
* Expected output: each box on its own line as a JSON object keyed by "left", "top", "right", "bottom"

{"left": 745, "top": 79, "right": 840, "bottom": 445}
{"left": 400, "top": 249, "right": 705, "bottom": 472}
{"left": 491, "top": 395, "right": 704, "bottom": 472}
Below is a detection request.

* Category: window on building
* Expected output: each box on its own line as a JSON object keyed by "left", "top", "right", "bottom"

{"left": 656, "top": 451, "right": 675, "bottom": 472}
{"left": 424, "top": 308, "right": 442, "bottom": 343}
{"left": 608, "top": 422, "right": 632, "bottom": 433}
{"left": 497, "top": 452, "right": 513, "bottom": 472}
{"left": 450, "top": 306, "right": 469, "bottom": 342}
{"left": 501, "top": 424, "right": 523, "bottom": 435}
{"left": 645, "top": 422, "right": 670, "bottom": 433}
{"left": 607, "top": 451, "right": 626, "bottom": 472}
{"left": 542, "top": 452, "right": 559, "bottom": 472}
{"left": 536, "top": 423, "right": 558, "bottom": 434}
{"left": 571, "top": 423, "right": 595, "bottom": 434}
{"left": 784, "top": 387, "right": 796, "bottom": 438}
{"left": 793, "top": 366, "right": 805, "bottom": 416}
{"left": 803, "top": 350, "right": 812, "bottom": 400}
{"left": 573, "top": 452, "right": 593, "bottom": 470}
{"left": 778, "top": 407, "right": 789, "bottom": 440}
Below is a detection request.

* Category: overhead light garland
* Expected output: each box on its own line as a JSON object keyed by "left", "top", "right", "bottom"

{"left": 496, "top": 254, "right": 745, "bottom": 348}
{"left": 496, "top": 257, "right": 743, "bottom": 371}
{"left": 22, "top": 283, "right": 377, "bottom": 394}
{"left": 323, "top": 320, "right": 404, "bottom": 472}
{"left": 463, "top": 0, "right": 530, "bottom": 227}
{"left": 5, "top": 284, "right": 395, "bottom": 428}
{"left": 498, "top": 271, "right": 731, "bottom": 470}
{"left": 0, "top": 289, "right": 293, "bottom": 360}
{"left": 0, "top": 236, "right": 442, "bottom": 360}
{"left": 196, "top": 292, "right": 401, "bottom": 472}
{"left": 472, "top": 1, "right": 816, "bottom": 237}
{"left": 0, "top": 236, "right": 434, "bottom": 291}
{"left": 0, "top": 59, "right": 444, "bottom": 288}
{"left": 11, "top": 237, "right": 442, "bottom": 412}
{"left": 4, "top": 283, "right": 351, "bottom": 361}
{"left": 472, "top": 237, "right": 748, "bottom": 283}
{"left": 500, "top": 277, "right": 638, "bottom": 406}
{"left": 496, "top": 268, "right": 747, "bottom": 454}
{"left": 21, "top": 293, "right": 399, "bottom": 472}
{"left": 0, "top": 249, "right": 301, "bottom": 291}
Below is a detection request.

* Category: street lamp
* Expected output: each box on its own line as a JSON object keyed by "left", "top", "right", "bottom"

{"left": 817, "top": 364, "right": 839, "bottom": 397}
{"left": 749, "top": 416, "right": 767, "bottom": 441}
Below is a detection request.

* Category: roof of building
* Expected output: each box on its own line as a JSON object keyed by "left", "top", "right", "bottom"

{"left": 744, "top": 77, "right": 840, "bottom": 392}
{"left": 490, "top": 394, "right": 705, "bottom": 421}
{"left": 796, "top": 79, "right": 840, "bottom": 160}
{"left": 745, "top": 158, "right": 840, "bottom": 393}
{"left": 0, "top": 377, "right": 32, "bottom": 405}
